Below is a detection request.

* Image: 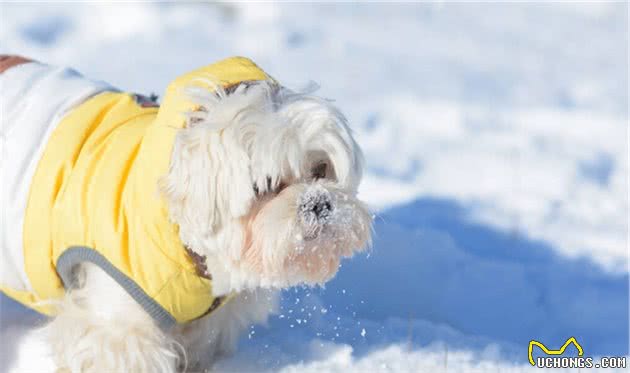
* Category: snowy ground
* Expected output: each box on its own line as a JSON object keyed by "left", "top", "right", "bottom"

{"left": 1, "top": 2, "right": 628, "bottom": 372}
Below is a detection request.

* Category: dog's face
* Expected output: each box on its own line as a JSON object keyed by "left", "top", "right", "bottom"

{"left": 161, "top": 81, "right": 372, "bottom": 293}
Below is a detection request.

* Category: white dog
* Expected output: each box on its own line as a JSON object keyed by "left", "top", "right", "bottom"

{"left": 0, "top": 55, "right": 371, "bottom": 372}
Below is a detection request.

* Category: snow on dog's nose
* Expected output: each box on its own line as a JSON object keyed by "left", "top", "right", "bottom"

{"left": 298, "top": 185, "right": 333, "bottom": 240}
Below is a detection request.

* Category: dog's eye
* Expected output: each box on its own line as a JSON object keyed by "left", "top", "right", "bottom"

{"left": 311, "top": 162, "right": 327, "bottom": 180}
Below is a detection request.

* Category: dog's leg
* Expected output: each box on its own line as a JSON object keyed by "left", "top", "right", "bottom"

{"left": 35, "top": 263, "right": 180, "bottom": 373}
{"left": 173, "top": 289, "right": 279, "bottom": 371}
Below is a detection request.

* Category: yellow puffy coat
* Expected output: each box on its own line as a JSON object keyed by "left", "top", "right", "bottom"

{"left": 1, "top": 57, "right": 271, "bottom": 328}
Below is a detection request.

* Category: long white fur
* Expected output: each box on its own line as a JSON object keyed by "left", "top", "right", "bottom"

{"left": 12, "top": 81, "right": 371, "bottom": 372}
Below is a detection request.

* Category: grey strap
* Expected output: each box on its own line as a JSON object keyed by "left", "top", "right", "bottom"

{"left": 56, "top": 246, "right": 176, "bottom": 330}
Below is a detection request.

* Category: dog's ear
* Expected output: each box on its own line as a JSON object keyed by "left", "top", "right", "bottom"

{"left": 159, "top": 125, "right": 253, "bottom": 239}
{"left": 158, "top": 87, "right": 262, "bottom": 247}
{"left": 159, "top": 125, "right": 222, "bottom": 237}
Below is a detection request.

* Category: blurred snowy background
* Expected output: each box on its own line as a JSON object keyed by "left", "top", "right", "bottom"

{"left": 0, "top": 2, "right": 628, "bottom": 372}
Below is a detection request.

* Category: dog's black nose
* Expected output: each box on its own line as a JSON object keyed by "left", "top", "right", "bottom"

{"left": 311, "top": 200, "right": 332, "bottom": 218}
{"left": 299, "top": 190, "right": 333, "bottom": 222}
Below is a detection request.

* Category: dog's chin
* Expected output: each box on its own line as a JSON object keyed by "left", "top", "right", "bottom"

{"left": 240, "top": 182, "right": 372, "bottom": 288}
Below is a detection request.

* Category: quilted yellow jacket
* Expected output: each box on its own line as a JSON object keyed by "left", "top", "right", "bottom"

{"left": 1, "top": 57, "right": 271, "bottom": 328}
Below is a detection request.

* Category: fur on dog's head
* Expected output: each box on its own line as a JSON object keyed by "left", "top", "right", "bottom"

{"left": 160, "top": 80, "right": 372, "bottom": 294}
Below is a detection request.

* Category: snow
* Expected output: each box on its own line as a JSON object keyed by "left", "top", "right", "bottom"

{"left": 0, "top": 2, "right": 628, "bottom": 372}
